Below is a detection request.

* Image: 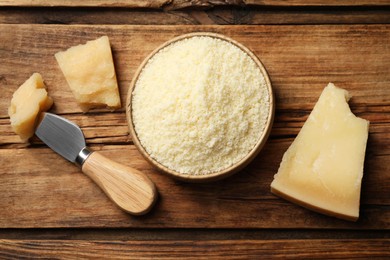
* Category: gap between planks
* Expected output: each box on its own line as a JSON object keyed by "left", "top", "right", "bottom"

{"left": 1, "top": 0, "right": 390, "bottom": 8}
{"left": 1, "top": 6, "right": 390, "bottom": 25}
{"left": 0, "top": 228, "right": 389, "bottom": 240}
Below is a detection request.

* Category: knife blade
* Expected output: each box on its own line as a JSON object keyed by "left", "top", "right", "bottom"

{"left": 35, "top": 112, "right": 157, "bottom": 215}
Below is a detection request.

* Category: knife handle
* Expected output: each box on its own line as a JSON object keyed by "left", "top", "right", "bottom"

{"left": 81, "top": 151, "right": 157, "bottom": 215}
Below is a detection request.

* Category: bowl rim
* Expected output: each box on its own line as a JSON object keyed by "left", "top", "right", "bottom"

{"left": 126, "top": 32, "right": 275, "bottom": 182}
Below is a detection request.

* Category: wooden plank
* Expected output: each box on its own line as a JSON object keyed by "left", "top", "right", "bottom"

{"left": 203, "top": 8, "right": 390, "bottom": 25}
{"left": 0, "top": 0, "right": 169, "bottom": 8}
{"left": 0, "top": 113, "right": 130, "bottom": 147}
{"left": 1, "top": 0, "right": 390, "bottom": 8}
{"left": 1, "top": 25, "right": 389, "bottom": 117}
{"left": 1, "top": 228, "right": 388, "bottom": 240}
{"left": 1, "top": 8, "right": 390, "bottom": 25}
{"left": 0, "top": 25, "right": 389, "bottom": 228}
{"left": 0, "top": 142, "right": 388, "bottom": 228}
{"left": 0, "top": 8, "right": 195, "bottom": 25}
{"left": 0, "top": 239, "right": 389, "bottom": 259}
{"left": 1, "top": 105, "right": 389, "bottom": 147}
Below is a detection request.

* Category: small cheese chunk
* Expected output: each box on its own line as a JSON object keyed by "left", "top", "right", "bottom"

{"left": 270, "top": 83, "right": 369, "bottom": 221}
{"left": 8, "top": 73, "right": 53, "bottom": 142}
{"left": 55, "top": 36, "right": 121, "bottom": 112}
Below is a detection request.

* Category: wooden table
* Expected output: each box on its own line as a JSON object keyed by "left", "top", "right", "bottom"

{"left": 1, "top": 1, "right": 389, "bottom": 258}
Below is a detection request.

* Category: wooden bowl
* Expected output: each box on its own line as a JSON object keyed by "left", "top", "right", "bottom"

{"left": 126, "top": 32, "right": 274, "bottom": 182}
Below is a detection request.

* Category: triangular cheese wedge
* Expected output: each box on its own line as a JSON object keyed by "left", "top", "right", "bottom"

{"left": 55, "top": 36, "right": 121, "bottom": 112}
{"left": 271, "top": 83, "right": 369, "bottom": 221}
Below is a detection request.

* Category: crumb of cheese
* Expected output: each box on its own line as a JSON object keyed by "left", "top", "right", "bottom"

{"left": 132, "top": 36, "right": 270, "bottom": 174}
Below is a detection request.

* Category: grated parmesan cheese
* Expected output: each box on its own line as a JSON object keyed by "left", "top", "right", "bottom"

{"left": 132, "top": 36, "right": 270, "bottom": 175}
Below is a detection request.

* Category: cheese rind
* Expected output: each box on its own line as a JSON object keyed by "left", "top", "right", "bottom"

{"left": 270, "top": 83, "right": 369, "bottom": 221}
{"left": 8, "top": 73, "right": 53, "bottom": 141}
{"left": 55, "top": 36, "right": 120, "bottom": 111}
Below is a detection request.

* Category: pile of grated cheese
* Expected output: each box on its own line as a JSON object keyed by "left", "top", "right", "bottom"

{"left": 132, "top": 36, "right": 270, "bottom": 175}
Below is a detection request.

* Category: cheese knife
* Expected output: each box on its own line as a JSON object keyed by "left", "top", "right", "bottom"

{"left": 35, "top": 112, "right": 157, "bottom": 215}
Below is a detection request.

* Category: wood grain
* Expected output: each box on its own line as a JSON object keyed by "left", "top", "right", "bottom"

{"left": 1, "top": 0, "right": 390, "bottom": 8}
{"left": 0, "top": 0, "right": 169, "bottom": 8}
{"left": 0, "top": 24, "right": 389, "bottom": 229}
{"left": 1, "top": 25, "right": 389, "bottom": 116}
{"left": 2, "top": 7, "right": 390, "bottom": 25}
{"left": 82, "top": 151, "right": 157, "bottom": 215}
{"left": 0, "top": 142, "right": 388, "bottom": 228}
{"left": 1, "top": 228, "right": 388, "bottom": 240}
{"left": 0, "top": 239, "right": 389, "bottom": 259}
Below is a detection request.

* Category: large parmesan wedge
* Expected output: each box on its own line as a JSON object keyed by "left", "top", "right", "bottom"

{"left": 270, "top": 83, "right": 369, "bottom": 221}
{"left": 55, "top": 36, "right": 121, "bottom": 112}
{"left": 8, "top": 73, "right": 53, "bottom": 142}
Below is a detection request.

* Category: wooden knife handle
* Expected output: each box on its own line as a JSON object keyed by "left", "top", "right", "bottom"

{"left": 81, "top": 151, "right": 157, "bottom": 215}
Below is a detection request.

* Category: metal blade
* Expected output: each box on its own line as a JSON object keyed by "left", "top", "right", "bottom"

{"left": 35, "top": 112, "right": 86, "bottom": 163}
